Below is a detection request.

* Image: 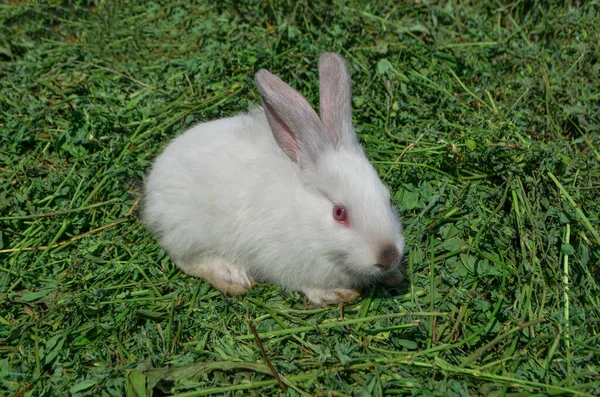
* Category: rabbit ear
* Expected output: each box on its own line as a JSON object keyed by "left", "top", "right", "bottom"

{"left": 255, "top": 69, "right": 328, "bottom": 166}
{"left": 318, "top": 53, "right": 357, "bottom": 149}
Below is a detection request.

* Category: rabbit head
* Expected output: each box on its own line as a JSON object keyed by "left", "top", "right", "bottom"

{"left": 255, "top": 53, "right": 405, "bottom": 282}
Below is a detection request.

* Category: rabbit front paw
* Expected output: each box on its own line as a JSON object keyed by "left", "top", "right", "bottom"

{"left": 303, "top": 288, "right": 360, "bottom": 306}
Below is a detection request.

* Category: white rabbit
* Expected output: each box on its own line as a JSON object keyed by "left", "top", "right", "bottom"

{"left": 143, "top": 53, "right": 405, "bottom": 305}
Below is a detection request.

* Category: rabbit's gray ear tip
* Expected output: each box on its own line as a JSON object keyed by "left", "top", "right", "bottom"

{"left": 255, "top": 69, "right": 275, "bottom": 88}
{"left": 255, "top": 69, "right": 269, "bottom": 80}
{"left": 319, "top": 52, "right": 347, "bottom": 66}
{"left": 320, "top": 52, "right": 342, "bottom": 60}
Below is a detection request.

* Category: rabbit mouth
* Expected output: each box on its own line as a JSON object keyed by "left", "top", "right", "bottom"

{"left": 374, "top": 263, "right": 401, "bottom": 276}
{"left": 327, "top": 248, "right": 400, "bottom": 282}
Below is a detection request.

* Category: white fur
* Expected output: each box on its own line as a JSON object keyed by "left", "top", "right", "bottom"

{"left": 143, "top": 53, "right": 405, "bottom": 305}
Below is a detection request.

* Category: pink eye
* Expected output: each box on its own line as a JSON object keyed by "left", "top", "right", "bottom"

{"left": 333, "top": 205, "right": 348, "bottom": 224}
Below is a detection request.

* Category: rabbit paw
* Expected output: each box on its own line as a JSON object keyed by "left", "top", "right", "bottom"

{"left": 179, "top": 257, "right": 253, "bottom": 296}
{"left": 303, "top": 288, "right": 360, "bottom": 306}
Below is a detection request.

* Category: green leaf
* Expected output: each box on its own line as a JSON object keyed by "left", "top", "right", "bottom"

{"left": 20, "top": 289, "right": 55, "bottom": 302}
{"left": 561, "top": 243, "right": 575, "bottom": 255}
{"left": 126, "top": 371, "right": 148, "bottom": 397}
{"left": 398, "top": 187, "right": 420, "bottom": 210}
{"left": 396, "top": 339, "right": 418, "bottom": 349}
{"left": 43, "top": 334, "right": 65, "bottom": 366}
{"left": 70, "top": 379, "right": 95, "bottom": 394}
{"left": 377, "top": 59, "right": 394, "bottom": 76}
{"left": 441, "top": 237, "right": 465, "bottom": 252}
{"left": 460, "top": 254, "right": 477, "bottom": 273}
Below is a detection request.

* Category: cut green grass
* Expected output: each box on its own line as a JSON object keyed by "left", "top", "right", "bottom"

{"left": 1, "top": 1, "right": 599, "bottom": 396}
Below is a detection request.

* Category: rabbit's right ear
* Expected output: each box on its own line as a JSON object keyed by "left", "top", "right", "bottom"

{"left": 255, "top": 70, "right": 328, "bottom": 166}
{"left": 318, "top": 53, "right": 357, "bottom": 149}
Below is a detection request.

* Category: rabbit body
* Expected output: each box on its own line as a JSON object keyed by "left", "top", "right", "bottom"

{"left": 143, "top": 53, "right": 405, "bottom": 305}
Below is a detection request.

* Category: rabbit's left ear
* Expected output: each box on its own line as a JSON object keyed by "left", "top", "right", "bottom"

{"left": 318, "top": 53, "right": 358, "bottom": 149}
{"left": 255, "top": 69, "right": 329, "bottom": 167}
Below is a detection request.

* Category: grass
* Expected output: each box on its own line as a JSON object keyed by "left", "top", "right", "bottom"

{"left": 1, "top": 0, "right": 599, "bottom": 395}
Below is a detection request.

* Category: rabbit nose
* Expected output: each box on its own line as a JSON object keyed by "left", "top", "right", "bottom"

{"left": 376, "top": 244, "right": 400, "bottom": 270}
